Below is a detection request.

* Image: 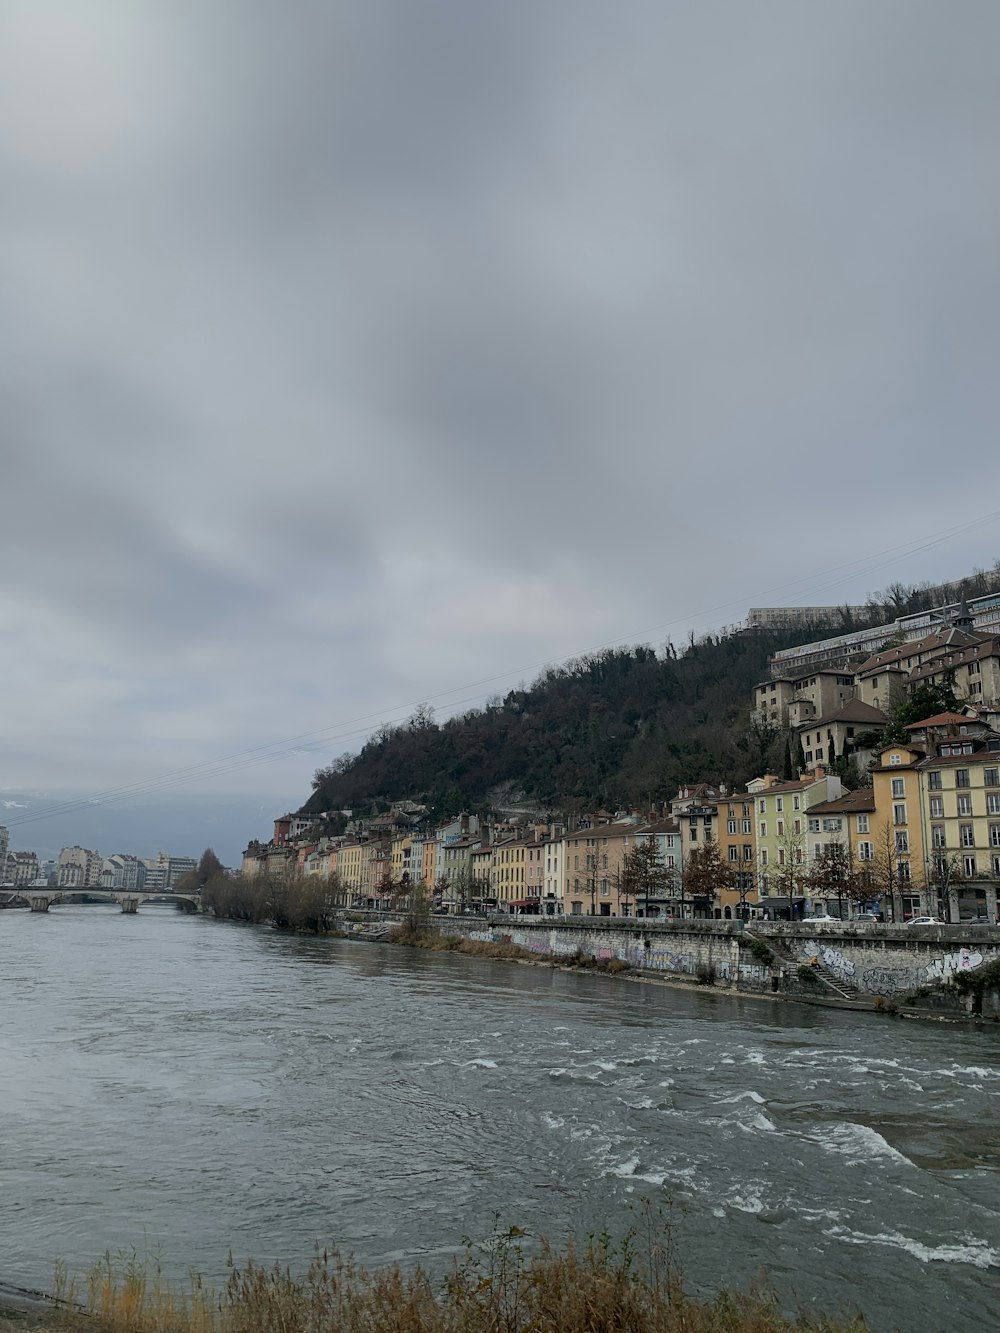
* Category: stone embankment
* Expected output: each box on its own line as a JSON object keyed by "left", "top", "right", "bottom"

{"left": 351, "top": 914, "right": 1000, "bottom": 1016}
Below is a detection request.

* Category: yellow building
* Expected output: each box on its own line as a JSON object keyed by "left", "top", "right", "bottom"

{"left": 871, "top": 743, "right": 929, "bottom": 920}
{"left": 908, "top": 714, "right": 1000, "bottom": 921}
{"left": 714, "top": 795, "right": 756, "bottom": 919}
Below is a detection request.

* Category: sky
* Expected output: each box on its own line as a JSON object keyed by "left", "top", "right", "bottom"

{"left": 2, "top": 1, "right": 999, "bottom": 867}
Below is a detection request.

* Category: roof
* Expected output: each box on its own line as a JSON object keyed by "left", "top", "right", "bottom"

{"left": 795, "top": 699, "right": 888, "bottom": 730}
{"left": 808, "top": 789, "right": 876, "bottom": 815}
{"left": 855, "top": 627, "right": 983, "bottom": 675}
{"left": 904, "top": 712, "right": 979, "bottom": 729}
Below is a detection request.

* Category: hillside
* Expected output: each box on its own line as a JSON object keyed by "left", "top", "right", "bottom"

{"left": 303, "top": 627, "right": 822, "bottom": 823}
{"left": 302, "top": 567, "right": 1000, "bottom": 824}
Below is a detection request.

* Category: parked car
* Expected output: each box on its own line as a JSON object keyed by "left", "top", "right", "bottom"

{"left": 853, "top": 912, "right": 880, "bottom": 924}
{"left": 906, "top": 916, "right": 944, "bottom": 926}
{"left": 808, "top": 913, "right": 838, "bottom": 922}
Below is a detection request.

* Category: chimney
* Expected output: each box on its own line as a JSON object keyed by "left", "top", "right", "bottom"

{"left": 460, "top": 812, "right": 470, "bottom": 835}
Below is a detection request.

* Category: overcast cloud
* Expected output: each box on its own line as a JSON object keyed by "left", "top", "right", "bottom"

{"left": 2, "top": 1, "right": 999, "bottom": 863}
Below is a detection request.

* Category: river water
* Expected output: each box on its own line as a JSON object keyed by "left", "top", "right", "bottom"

{"left": 1, "top": 906, "right": 999, "bottom": 1330}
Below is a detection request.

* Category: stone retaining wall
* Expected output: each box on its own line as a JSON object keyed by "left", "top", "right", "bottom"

{"left": 418, "top": 915, "right": 1000, "bottom": 1003}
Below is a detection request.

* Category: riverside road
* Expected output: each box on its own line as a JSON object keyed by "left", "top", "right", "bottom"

{"left": 1, "top": 905, "right": 998, "bottom": 1332}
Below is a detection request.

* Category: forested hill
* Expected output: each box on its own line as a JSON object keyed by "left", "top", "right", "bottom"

{"left": 301, "top": 562, "right": 1000, "bottom": 824}
{"left": 303, "top": 625, "right": 827, "bottom": 824}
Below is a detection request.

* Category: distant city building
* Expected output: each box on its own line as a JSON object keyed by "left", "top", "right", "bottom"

{"left": 57, "top": 846, "right": 103, "bottom": 888}
{"left": 143, "top": 852, "right": 196, "bottom": 891}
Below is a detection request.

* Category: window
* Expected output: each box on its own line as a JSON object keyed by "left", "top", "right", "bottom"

{"left": 928, "top": 771, "right": 942, "bottom": 790}
{"left": 776, "top": 797, "right": 783, "bottom": 812}
{"left": 759, "top": 799, "right": 766, "bottom": 814}
{"left": 930, "top": 797, "right": 944, "bottom": 818}
{"left": 895, "top": 831, "right": 909, "bottom": 853}
{"left": 793, "top": 796, "right": 801, "bottom": 811}
{"left": 795, "top": 848, "right": 803, "bottom": 864}
{"left": 816, "top": 748, "right": 824, "bottom": 760}
{"left": 990, "top": 825, "right": 1000, "bottom": 848}
{"left": 989, "top": 794, "right": 1000, "bottom": 815}
{"left": 857, "top": 841, "right": 873, "bottom": 861}
{"left": 960, "top": 825, "right": 975, "bottom": 848}
{"left": 957, "top": 795, "right": 973, "bottom": 817}
{"left": 891, "top": 778, "right": 905, "bottom": 798}
{"left": 571, "top": 901, "right": 582, "bottom": 915}
{"left": 743, "top": 845, "right": 753, "bottom": 860}
{"left": 727, "top": 819, "right": 737, "bottom": 835}
{"left": 760, "top": 849, "right": 768, "bottom": 866}
{"left": 600, "top": 880, "right": 609, "bottom": 896}
{"left": 893, "top": 804, "right": 907, "bottom": 825}
{"left": 809, "top": 818, "right": 820, "bottom": 833}
{"left": 897, "top": 860, "right": 911, "bottom": 882}
{"left": 814, "top": 843, "right": 822, "bottom": 858}
{"left": 985, "top": 768, "right": 999, "bottom": 787}
{"left": 969, "top": 660, "right": 981, "bottom": 675}
{"left": 666, "top": 856, "right": 676, "bottom": 870}
{"left": 890, "top": 753, "right": 901, "bottom": 766}
{"left": 856, "top": 814, "right": 869, "bottom": 833}
{"left": 956, "top": 769, "right": 971, "bottom": 788}
{"left": 778, "top": 849, "right": 785, "bottom": 866}
{"left": 759, "top": 822, "right": 767, "bottom": 838}
{"left": 777, "top": 820, "right": 784, "bottom": 836}
{"left": 689, "top": 826, "right": 698, "bottom": 842}
{"left": 931, "top": 823, "right": 946, "bottom": 850}
{"left": 742, "top": 819, "right": 752, "bottom": 834}
{"left": 964, "top": 856, "right": 977, "bottom": 878}
{"left": 963, "top": 743, "right": 974, "bottom": 755}
{"left": 728, "top": 846, "right": 739, "bottom": 862}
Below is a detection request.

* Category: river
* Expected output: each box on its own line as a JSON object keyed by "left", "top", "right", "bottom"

{"left": 1, "top": 905, "right": 998, "bottom": 1330}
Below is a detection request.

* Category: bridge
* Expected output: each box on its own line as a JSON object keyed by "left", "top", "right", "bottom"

{"left": 0, "top": 889, "right": 201, "bottom": 914}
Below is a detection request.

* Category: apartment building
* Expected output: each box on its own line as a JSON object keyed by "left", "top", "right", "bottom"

{"left": 749, "top": 771, "right": 842, "bottom": 917}
{"left": 912, "top": 718, "right": 1000, "bottom": 922}
{"left": 714, "top": 794, "right": 756, "bottom": 918}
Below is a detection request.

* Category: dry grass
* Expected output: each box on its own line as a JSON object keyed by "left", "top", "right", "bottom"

{"left": 43, "top": 1221, "right": 869, "bottom": 1333}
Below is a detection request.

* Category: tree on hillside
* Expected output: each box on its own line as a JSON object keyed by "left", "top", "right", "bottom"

{"left": 882, "top": 676, "right": 962, "bottom": 746}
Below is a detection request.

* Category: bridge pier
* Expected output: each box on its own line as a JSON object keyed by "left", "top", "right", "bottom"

{"left": 29, "top": 897, "right": 51, "bottom": 913}
{"left": 119, "top": 897, "right": 139, "bottom": 914}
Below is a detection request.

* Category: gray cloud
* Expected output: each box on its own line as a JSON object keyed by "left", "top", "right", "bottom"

{"left": 1, "top": 1, "right": 998, "bottom": 856}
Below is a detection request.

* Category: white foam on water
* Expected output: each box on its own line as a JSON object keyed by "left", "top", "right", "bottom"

{"left": 711, "top": 1206, "right": 725, "bottom": 1218}
{"left": 658, "top": 1078, "right": 675, "bottom": 1088}
{"left": 595, "top": 1060, "right": 619, "bottom": 1072}
{"left": 727, "top": 1192, "right": 765, "bottom": 1214}
{"left": 682, "top": 1038, "right": 705, "bottom": 1045}
{"left": 464, "top": 1058, "right": 498, "bottom": 1069}
{"left": 540, "top": 1112, "right": 565, "bottom": 1130}
{"left": 623, "top": 1096, "right": 656, "bottom": 1110}
{"left": 608, "top": 1155, "right": 641, "bottom": 1178}
{"left": 744, "top": 1051, "right": 765, "bottom": 1065}
{"left": 718, "top": 1090, "right": 766, "bottom": 1105}
{"left": 825, "top": 1225, "right": 1000, "bottom": 1269}
{"left": 817, "top": 1122, "right": 911, "bottom": 1167}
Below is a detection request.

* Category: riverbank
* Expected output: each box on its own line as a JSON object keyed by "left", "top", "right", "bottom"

{"left": 365, "top": 912, "right": 995, "bottom": 1021}
{"left": 0, "top": 1229, "right": 871, "bottom": 1333}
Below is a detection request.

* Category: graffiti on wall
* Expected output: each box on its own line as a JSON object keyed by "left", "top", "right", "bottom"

{"left": 925, "top": 948, "right": 984, "bottom": 981}
{"left": 861, "top": 966, "right": 919, "bottom": 996}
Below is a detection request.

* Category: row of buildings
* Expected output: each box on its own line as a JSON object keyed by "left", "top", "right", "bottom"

{"left": 0, "top": 837, "right": 197, "bottom": 893}
{"left": 239, "top": 601, "right": 1000, "bottom": 924}
{"left": 241, "top": 707, "right": 1000, "bottom": 924}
